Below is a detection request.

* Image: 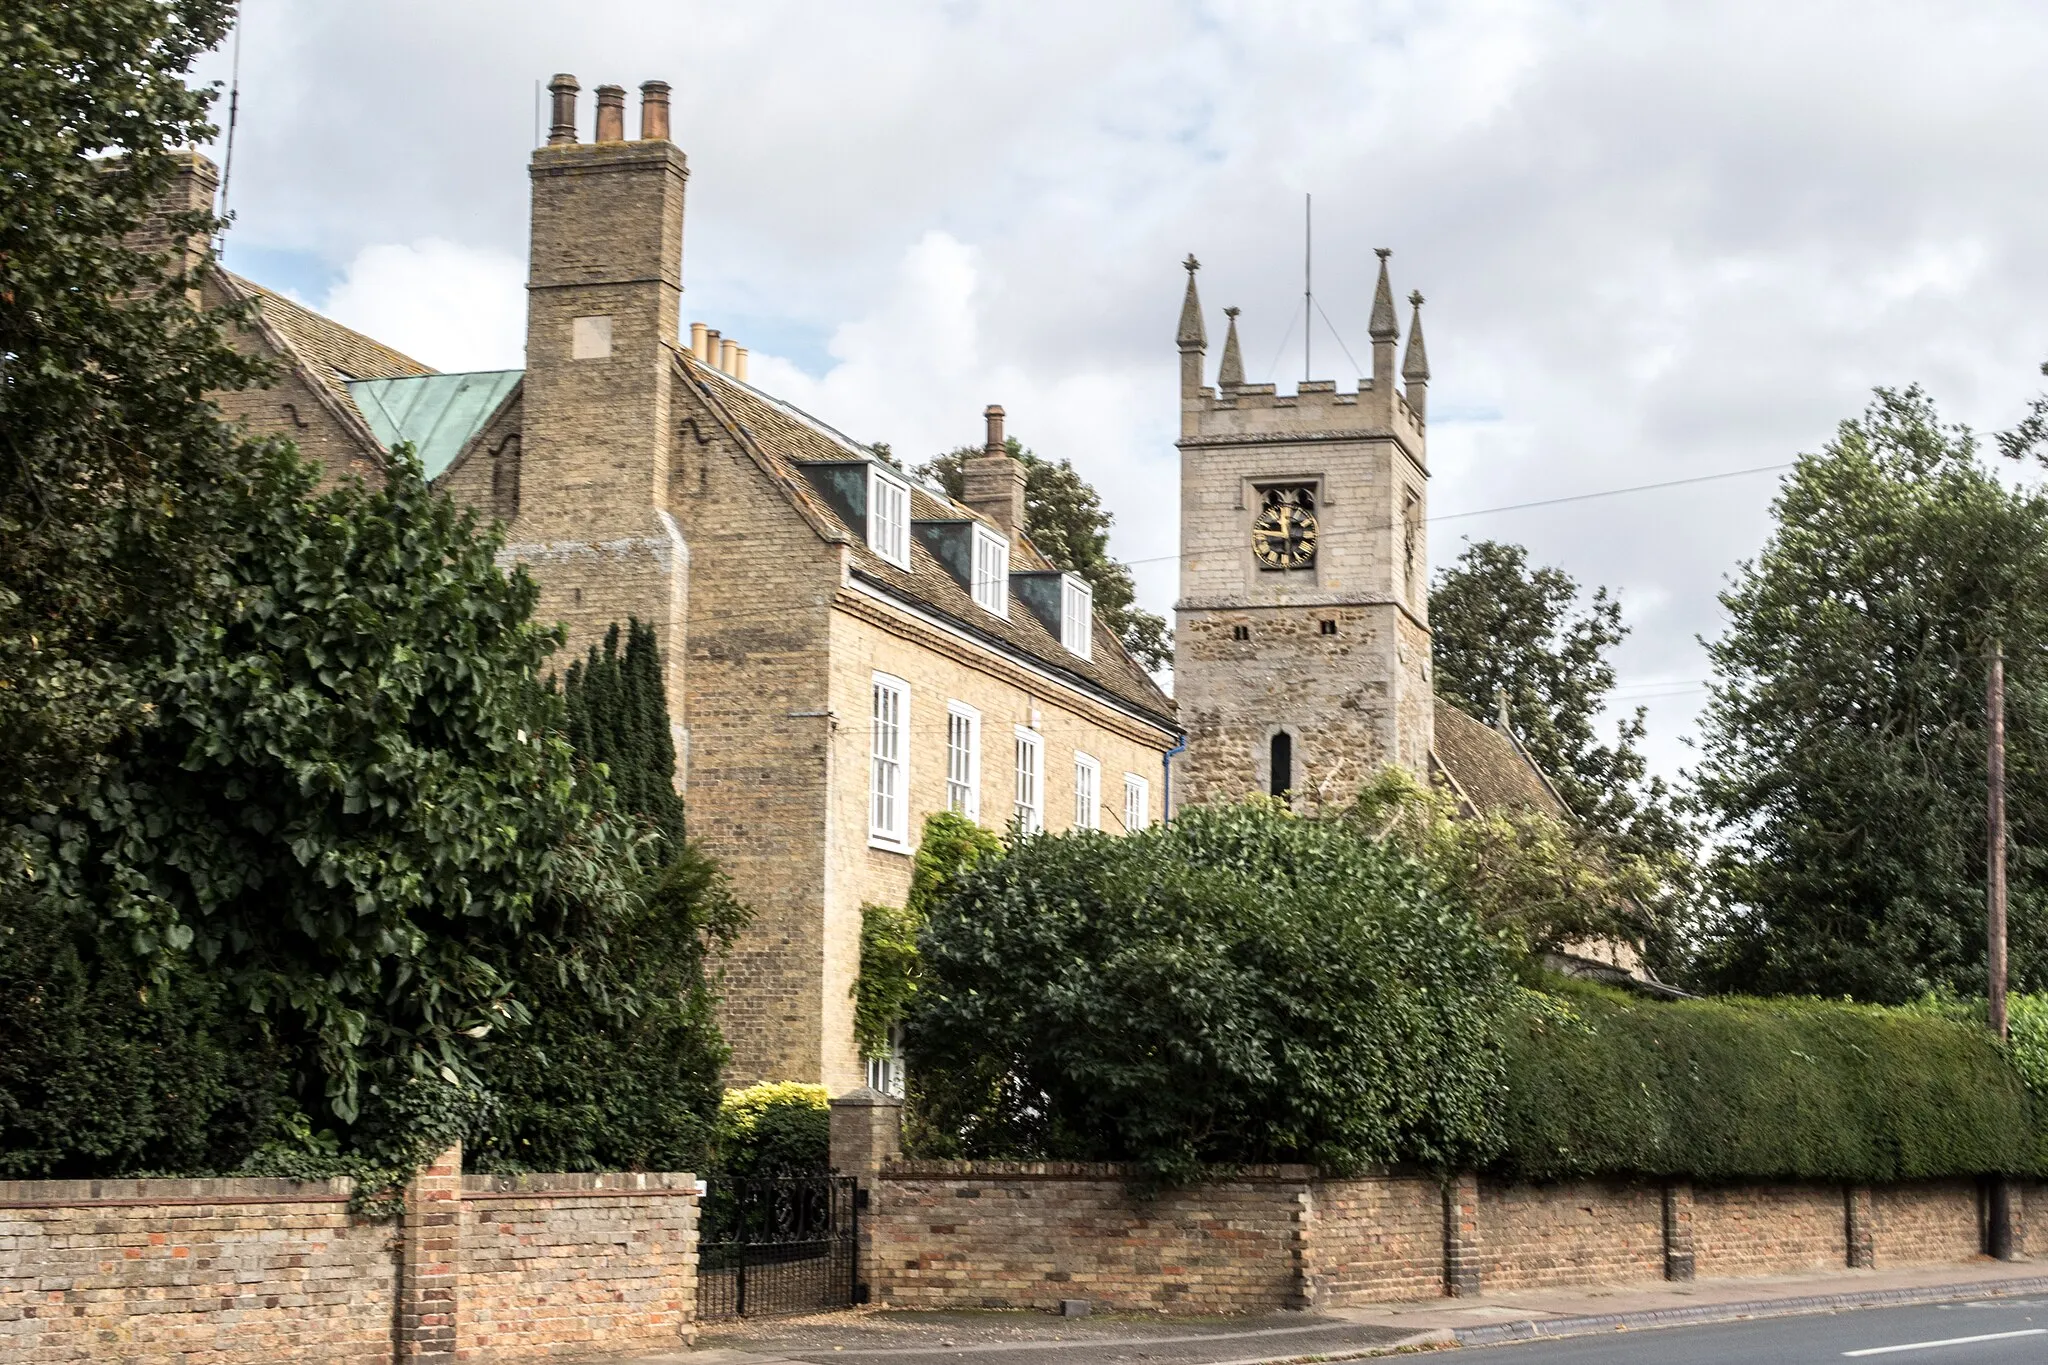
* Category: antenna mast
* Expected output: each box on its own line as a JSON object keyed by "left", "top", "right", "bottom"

{"left": 1303, "top": 193, "right": 1312, "bottom": 382}
{"left": 215, "top": 4, "right": 245, "bottom": 252}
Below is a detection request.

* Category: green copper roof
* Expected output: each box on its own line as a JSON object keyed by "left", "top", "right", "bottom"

{"left": 345, "top": 370, "right": 522, "bottom": 478}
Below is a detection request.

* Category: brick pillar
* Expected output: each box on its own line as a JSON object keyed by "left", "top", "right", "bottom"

{"left": 1845, "top": 1185, "right": 1876, "bottom": 1269}
{"left": 398, "top": 1144, "right": 463, "bottom": 1360}
{"left": 1662, "top": 1181, "right": 1695, "bottom": 1281}
{"left": 829, "top": 1086, "right": 903, "bottom": 1181}
{"left": 830, "top": 1088, "right": 902, "bottom": 1306}
{"left": 1288, "top": 1181, "right": 1319, "bottom": 1311}
{"left": 1442, "top": 1174, "right": 1482, "bottom": 1298}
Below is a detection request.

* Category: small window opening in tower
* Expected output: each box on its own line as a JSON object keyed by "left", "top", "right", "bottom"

{"left": 1232, "top": 624, "right": 1251, "bottom": 642}
{"left": 1320, "top": 619, "right": 1337, "bottom": 636}
{"left": 1270, "top": 732, "right": 1294, "bottom": 802}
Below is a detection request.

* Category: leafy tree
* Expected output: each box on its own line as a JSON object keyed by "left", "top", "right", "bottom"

{"left": 1692, "top": 387, "right": 2048, "bottom": 1001}
{"left": 904, "top": 801, "right": 1510, "bottom": 1184}
{"left": 562, "top": 619, "right": 687, "bottom": 862}
{"left": 918, "top": 439, "right": 1171, "bottom": 671}
{"left": 28, "top": 446, "right": 645, "bottom": 1136}
{"left": 0, "top": 0, "right": 276, "bottom": 821}
{"left": 1431, "top": 540, "right": 1689, "bottom": 871}
{"left": 1351, "top": 768, "right": 1656, "bottom": 961}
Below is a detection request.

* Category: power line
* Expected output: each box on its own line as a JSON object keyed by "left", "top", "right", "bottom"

{"left": 1429, "top": 463, "right": 1795, "bottom": 524}
{"left": 1117, "top": 460, "right": 1795, "bottom": 568}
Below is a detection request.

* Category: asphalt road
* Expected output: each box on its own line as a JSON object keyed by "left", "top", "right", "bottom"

{"left": 1471, "top": 1295, "right": 2047, "bottom": 1364}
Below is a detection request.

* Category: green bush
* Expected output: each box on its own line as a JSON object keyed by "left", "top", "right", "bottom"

{"left": 715, "top": 1082, "right": 830, "bottom": 1176}
{"left": 1499, "top": 979, "right": 2041, "bottom": 1182}
{"left": 0, "top": 891, "right": 289, "bottom": 1178}
{"left": 467, "top": 846, "right": 746, "bottom": 1174}
{"left": 904, "top": 800, "right": 1512, "bottom": 1184}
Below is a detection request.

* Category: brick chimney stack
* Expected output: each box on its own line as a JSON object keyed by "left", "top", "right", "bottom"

{"left": 127, "top": 151, "right": 220, "bottom": 305}
{"left": 961, "top": 403, "right": 1027, "bottom": 537}
{"left": 513, "top": 72, "right": 692, "bottom": 767}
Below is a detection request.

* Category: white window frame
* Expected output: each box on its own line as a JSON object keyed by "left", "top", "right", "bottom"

{"left": 869, "top": 672, "right": 910, "bottom": 850}
{"left": 1073, "top": 751, "right": 1101, "bottom": 831}
{"left": 1013, "top": 726, "right": 1044, "bottom": 834}
{"left": 945, "top": 701, "right": 981, "bottom": 821}
{"left": 1123, "top": 773, "right": 1151, "bottom": 832}
{"left": 971, "top": 524, "right": 1010, "bottom": 618}
{"left": 867, "top": 465, "right": 912, "bottom": 570}
{"left": 1061, "top": 573, "right": 1094, "bottom": 659}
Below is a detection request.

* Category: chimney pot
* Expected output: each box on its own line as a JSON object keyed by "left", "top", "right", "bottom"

{"left": 690, "top": 321, "right": 709, "bottom": 361}
{"left": 984, "top": 403, "right": 1006, "bottom": 455}
{"left": 719, "top": 337, "right": 739, "bottom": 375}
{"left": 547, "top": 74, "right": 580, "bottom": 145}
{"left": 594, "top": 84, "right": 626, "bottom": 142}
{"left": 734, "top": 346, "right": 749, "bottom": 383}
{"left": 639, "top": 80, "right": 672, "bottom": 141}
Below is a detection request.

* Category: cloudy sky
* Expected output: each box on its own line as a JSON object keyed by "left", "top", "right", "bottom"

{"left": 193, "top": 0, "right": 2048, "bottom": 784}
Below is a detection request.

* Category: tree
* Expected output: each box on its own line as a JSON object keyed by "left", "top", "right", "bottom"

{"left": 1431, "top": 541, "right": 1688, "bottom": 866}
{"left": 29, "top": 446, "right": 648, "bottom": 1137}
{"left": 0, "top": 0, "right": 277, "bottom": 822}
{"left": 1692, "top": 387, "right": 2048, "bottom": 1001}
{"left": 562, "top": 620, "right": 687, "bottom": 863}
{"left": 918, "top": 440, "right": 1171, "bottom": 671}
{"left": 904, "top": 801, "right": 1510, "bottom": 1183}
{"left": 1351, "top": 768, "right": 1657, "bottom": 961}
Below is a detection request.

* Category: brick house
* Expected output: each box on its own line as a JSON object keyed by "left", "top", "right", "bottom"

{"left": 156, "top": 73, "right": 1601, "bottom": 1090}
{"left": 170, "top": 80, "right": 1177, "bottom": 1093}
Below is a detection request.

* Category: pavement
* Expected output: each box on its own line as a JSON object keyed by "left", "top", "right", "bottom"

{"left": 607, "top": 1259, "right": 2048, "bottom": 1365}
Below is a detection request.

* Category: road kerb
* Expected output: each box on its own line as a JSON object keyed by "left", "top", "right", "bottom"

{"left": 1448, "top": 1274, "right": 2048, "bottom": 1348}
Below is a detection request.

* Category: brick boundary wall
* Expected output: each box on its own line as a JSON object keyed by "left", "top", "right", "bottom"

{"left": 840, "top": 1097, "right": 2040, "bottom": 1315}
{"left": 0, "top": 1145, "right": 699, "bottom": 1365}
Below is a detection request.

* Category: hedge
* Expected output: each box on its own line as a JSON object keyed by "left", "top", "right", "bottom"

{"left": 1499, "top": 980, "right": 2042, "bottom": 1183}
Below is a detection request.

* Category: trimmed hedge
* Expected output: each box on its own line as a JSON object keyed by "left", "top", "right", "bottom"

{"left": 1500, "top": 980, "right": 2041, "bottom": 1182}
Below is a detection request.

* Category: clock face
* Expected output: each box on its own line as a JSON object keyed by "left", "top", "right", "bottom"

{"left": 1252, "top": 486, "right": 1318, "bottom": 570}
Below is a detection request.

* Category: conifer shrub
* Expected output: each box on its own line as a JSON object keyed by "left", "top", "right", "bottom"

{"left": 562, "top": 620, "right": 688, "bottom": 861}
{"left": 1498, "top": 979, "right": 2042, "bottom": 1182}
{"left": 904, "top": 800, "right": 1512, "bottom": 1184}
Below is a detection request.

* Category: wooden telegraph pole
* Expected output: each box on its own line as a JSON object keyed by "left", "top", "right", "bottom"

{"left": 1986, "top": 640, "right": 2014, "bottom": 1261}
{"left": 1988, "top": 643, "right": 2009, "bottom": 1042}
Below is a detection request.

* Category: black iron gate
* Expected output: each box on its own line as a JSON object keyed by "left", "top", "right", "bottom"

{"left": 696, "top": 1175, "right": 860, "bottom": 1320}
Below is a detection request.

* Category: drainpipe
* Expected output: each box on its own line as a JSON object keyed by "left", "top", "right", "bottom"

{"left": 1162, "top": 735, "right": 1188, "bottom": 821}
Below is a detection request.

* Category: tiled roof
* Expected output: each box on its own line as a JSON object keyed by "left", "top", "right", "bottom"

{"left": 222, "top": 271, "right": 434, "bottom": 400}
{"left": 678, "top": 354, "right": 1177, "bottom": 730}
{"left": 1431, "top": 699, "right": 1566, "bottom": 818}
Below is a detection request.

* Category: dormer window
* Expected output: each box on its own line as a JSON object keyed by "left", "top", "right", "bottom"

{"left": 971, "top": 525, "right": 1009, "bottom": 617}
{"left": 868, "top": 466, "right": 911, "bottom": 569}
{"left": 1061, "top": 574, "right": 1093, "bottom": 659}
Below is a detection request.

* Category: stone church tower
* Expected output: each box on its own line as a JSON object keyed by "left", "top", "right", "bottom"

{"left": 1172, "top": 250, "right": 1434, "bottom": 810}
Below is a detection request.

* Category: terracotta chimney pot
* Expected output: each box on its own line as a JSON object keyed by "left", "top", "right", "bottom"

{"left": 593, "top": 85, "right": 626, "bottom": 142}
{"left": 690, "top": 321, "right": 709, "bottom": 360}
{"left": 639, "top": 81, "right": 672, "bottom": 141}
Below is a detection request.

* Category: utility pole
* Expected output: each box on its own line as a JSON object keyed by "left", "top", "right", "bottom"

{"left": 1988, "top": 641, "right": 2009, "bottom": 1041}
{"left": 1986, "top": 639, "right": 2014, "bottom": 1262}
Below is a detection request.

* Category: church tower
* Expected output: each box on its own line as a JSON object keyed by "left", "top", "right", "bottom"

{"left": 1172, "top": 250, "right": 1434, "bottom": 810}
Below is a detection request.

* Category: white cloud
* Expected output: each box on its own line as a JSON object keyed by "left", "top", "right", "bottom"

{"left": 318, "top": 239, "right": 525, "bottom": 373}
{"left": 190, "top": 0, "right": 2048, "bottom": 784}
